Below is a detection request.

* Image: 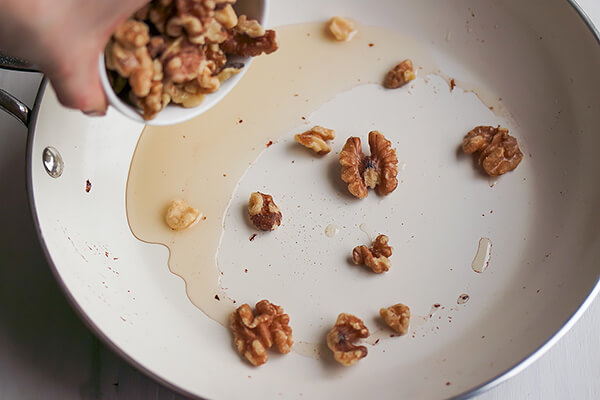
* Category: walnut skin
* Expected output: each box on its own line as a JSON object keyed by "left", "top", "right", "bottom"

{"left": 339, "top": 131, "right": 398, "bottom": 199}
{"left": 380, "top": 303, "right": 411, "bottom": 335}
{"left": 294, "top": 126, "right": 336, "bottom": 155}
{"left": 165, "top": 199, "right": 201, "bottom": 230}
{"left": 326, "top": 313, "right": 369, "bottom": 366}
{"left": 230, "top": 300, "right": 293, "bottom": 366}
{"left": 352, "top": 234, "right": 393, "bottom": 273}
{"left": 105, "top": 1, "right": 277, "bottom": 120}
{"left": 462, "top": 126, "right": 523, "bottom": 176}
{"left": 248, "top": 192, "right": 282, "bottom": 231}
{"left": 383, "top": 59, "right": 416, "bottom": 89}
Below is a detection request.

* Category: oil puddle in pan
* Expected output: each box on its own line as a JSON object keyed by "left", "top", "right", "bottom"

{"left": 126, "top": 21, "right": 511, "bottom": 328}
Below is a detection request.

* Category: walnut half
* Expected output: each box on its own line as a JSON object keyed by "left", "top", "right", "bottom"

{"left": 230, "top": 300, "right": 293, "bottom": 366}
{"left": 326, "top": 313, "right": 369, "bottom": 366}
{"left": 380, "top": 303, "right": 411, "bottom": 335}
{"left": 294, "top": 125, "right": 335, "bottom": 155}
{"left": 462, "top": 126, "right": 523, "bottom": 176}
{"left": 248, "top": 192, "right": 282, "bottom": 231}
{"left": 339, "top": 131, "right": 398, "bottom": 199}
{"left": 352, "top": 234, "right": 393, "bottom": 273}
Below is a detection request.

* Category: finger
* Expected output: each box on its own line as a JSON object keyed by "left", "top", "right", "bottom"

{"left": 49, "top": 55, "right": 107, "bottom": 115}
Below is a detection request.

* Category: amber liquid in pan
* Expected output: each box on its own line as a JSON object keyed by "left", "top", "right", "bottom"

{"left": 126, "top": 22, "right": 439, "bottom": 325}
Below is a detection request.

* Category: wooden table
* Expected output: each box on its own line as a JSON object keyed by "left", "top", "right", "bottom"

{"left": 0, "top": 2, "right": 598, "bottom": 398}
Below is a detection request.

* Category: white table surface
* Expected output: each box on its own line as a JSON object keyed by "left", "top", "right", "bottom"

{"left": 0, "top": 2, "right": 599, "bottom": 399}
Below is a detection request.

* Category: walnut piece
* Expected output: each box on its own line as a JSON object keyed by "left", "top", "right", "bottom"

{"left": 380, "top": 303, "right": 411, "bottom": 335}
{"left": 352, "top": 234, "right": 392, "bottom": 273}
{"left": 294, "top": 126, "right": 335, "bottom": 155}
{"left": 230, "top": 300, "right": 293, "bottom": 366}
{"left": 105, "top": 1, "right": 278, "bottom": 120}
{"left": 328, "top": 16, "right": 357, "bottom": 42}
{"left": 248, "top": 192, "right": 282, "bottom": 231}
{"left": 235, "top": 15, "right": 266, "bottom": 38}
{"left": 339, "top": 131, "right": 398, "bottom": 199}
{"left": 165, "top": 199, "right": 201, "bottom": 230}
{"left": 221, "top": 29, "right": 278, "bottom": 57}
{"left": 326, "top": 313, "right": 369, "bottom": 366}
{"left": 462, "top": 126, "right": 523, "bottom": 176}
{"left": 383, "top": 59, "right": 416, "bottom": 89}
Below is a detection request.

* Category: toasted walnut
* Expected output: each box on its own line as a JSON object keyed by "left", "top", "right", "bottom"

{"left": 222, "top": 29, "right": 278, "bottom": 57}
{"left": 230, "top": 300, "right": 293, "bottom": 366}
{"left": 294, "top": 126, "right": 336, "bottom": 155}
{"left": 148, "top": 36, "right": 167, "bottom": 58}
{"left": 114, "top": 19, "right": 150, "bottom": 48}
{"left": 248, "top": 192, "right": 282, "bottom": 231}
{"left": 105, "top": 20, "right": 154, "bottom": 97}
{"left": 165, "top": 199, "right": 201, "bottom": 230}
{"left": 462, "top": 126, "right": 523, "bottom": 176}
{"left": 339, "top": 131, "right": 398, "bottom": 199}
{"left": 131, "top": 80, "right": 171, "bottom": 120}
{"left": 328, "top": 16, "right": 357, "bottom": 42}
{"left": 203, "top": 19, "right": 228, "bottom": 44}
{"left": 380, "top": 303, "right": 411, "bottom": 335}
{"left": 161, "top": 37, "right": 206, "bottom": 83}
{"left": 383, "top": 59, "right": 416, "bottom": 89}
{"left": 164, "top": 80, "right": 206, "bottom": 107}
{"left": 215, "top": 3, "right": 238, "bottom": 28}
{"left": 326, "top": 313, "right": 369, "bottom": 366}
{"left": 235, "top": 15, "right": 265, "bottom": 38}
{"left": 165, "top": 14, "right": 204, "bottom": 38}
{"left": 352, "top": 234, "right": 392, "bottom": 273}
{"left": 216, "top": 66, "right": 241, "bottom": 82}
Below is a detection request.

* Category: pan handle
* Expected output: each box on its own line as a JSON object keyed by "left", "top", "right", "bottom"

{"left": 0, "top": 52, "right": 39, "bottom": 127}
{"left": 0, "top": 89, "right": 30, "bottom": 127}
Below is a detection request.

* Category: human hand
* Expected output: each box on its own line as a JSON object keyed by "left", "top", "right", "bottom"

{"left": 0, "top": 0, "right": 149, "bottom": 115}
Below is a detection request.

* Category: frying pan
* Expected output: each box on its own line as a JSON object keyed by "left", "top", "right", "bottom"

{"left": 1, "top": 0, "right": 599, "bottom": 399}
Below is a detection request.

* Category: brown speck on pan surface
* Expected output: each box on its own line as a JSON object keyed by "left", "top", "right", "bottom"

{"left": 249, "top": 234, "right": 257, "bottom": 241}
{"left": 368, "top": 43, "right": 374, "bottom": 47}
{"left": 214, "top": 294, "right": 220, "bottom": 301}
{"left": 450, "top": 78, "right": 456, "bottom": 91}
{"left": 85, "top": 180, "right": 92, "bottom": 192}
{"left": 266, "top": 140, "right": 273, "bottom": 147}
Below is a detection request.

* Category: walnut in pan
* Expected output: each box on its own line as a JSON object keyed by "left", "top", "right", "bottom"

{"left": 380, "top": 303, "right": 411, "bottom": 335}
{"left": 339, "top": 131, "right": 398, "bottom": 199}
{"left": 164, "top": 199, "right": 201, "bottom": 230}
{"left": 352, "top": 234, "right": 393, "bottom": 274}
{"left": 294, "top": 126, "right": 336, "bottom": 155}
{"left": 327, "top": 16, "right": 357, "bottom": 42}
{"left": 326, "top": 313, "right": 370, "bottom": 366}
{"left": 230, "top": 300, "right": 293, "bottom": 366}
{"left": 383, "top": 59, "right": 416, "bottom": 89}
{"left": 462, "top": 126, "right": 523, "bottom": 176}
{"left": 248, "top": 192, "right": 282, "bottom": 231}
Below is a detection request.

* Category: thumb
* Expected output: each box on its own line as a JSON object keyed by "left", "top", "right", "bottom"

{"left": 48, "top": 54, "right": 108, "bottom": 116}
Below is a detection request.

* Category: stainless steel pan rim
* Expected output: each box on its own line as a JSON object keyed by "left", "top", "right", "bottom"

{"left": 0, "top": 1, "right": 597, "bottom": 398}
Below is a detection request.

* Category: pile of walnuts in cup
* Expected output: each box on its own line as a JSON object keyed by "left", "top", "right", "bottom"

{"left": 105, "top": 0, "right": 278, "bottom": 120}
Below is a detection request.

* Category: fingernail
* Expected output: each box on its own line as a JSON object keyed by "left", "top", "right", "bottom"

{"left": 83, "top": 109, "right": 107, "bottom": 117}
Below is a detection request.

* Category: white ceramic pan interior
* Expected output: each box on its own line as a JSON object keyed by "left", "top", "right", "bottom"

{"left": 24, "top": 0, "right": 600, "bottom": 399}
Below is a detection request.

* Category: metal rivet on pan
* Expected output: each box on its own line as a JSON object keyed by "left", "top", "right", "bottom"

{"left": 42, "top": 146, "right": 64, "bottom": 178}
